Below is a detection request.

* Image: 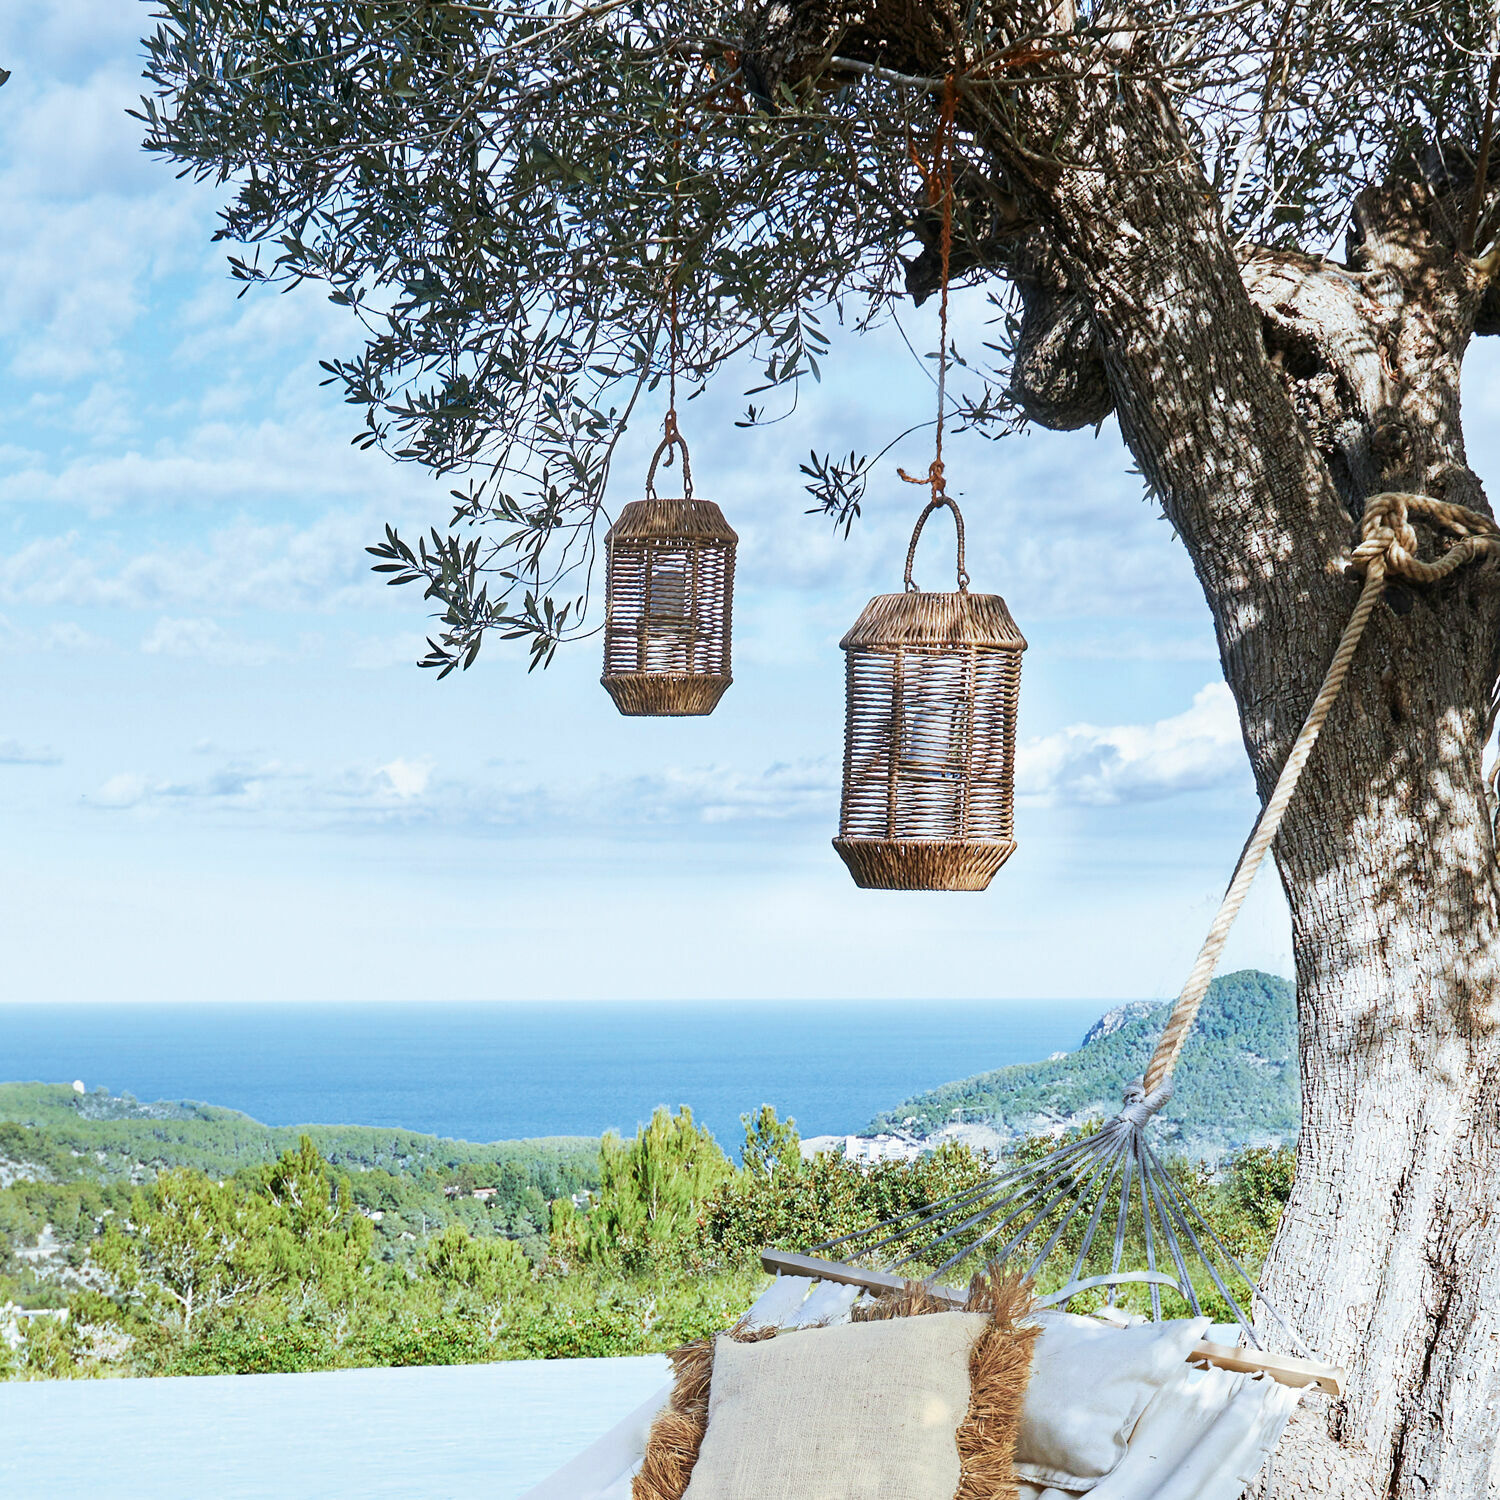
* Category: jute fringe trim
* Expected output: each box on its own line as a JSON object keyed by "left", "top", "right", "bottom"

{"left": 854, "top": 1270, "right": 1039, "bottom": 1500}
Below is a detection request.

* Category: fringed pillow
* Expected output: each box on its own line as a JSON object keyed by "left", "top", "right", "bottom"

{"left": 633, "top": 1272, "right": 1037, "bottom": 1500}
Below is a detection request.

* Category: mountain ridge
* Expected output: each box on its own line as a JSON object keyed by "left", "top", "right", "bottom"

{"left": 866, "top": 970, "right": 1298, "bottom": 1160}
{"left": 0, "top": 1081, "right": 598, "bottom": 1184}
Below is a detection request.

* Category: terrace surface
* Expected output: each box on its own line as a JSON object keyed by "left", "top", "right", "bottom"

{"left": 0, "top": 1354, "right": 669, "bottom": 1498}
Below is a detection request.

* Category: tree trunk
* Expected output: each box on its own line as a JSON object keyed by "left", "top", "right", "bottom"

{"left": 992, "top": 67, "right": 1500, "bottom": 1500}
{"left": 1270, "top": 694, "right": 1500, "bottom": 1500}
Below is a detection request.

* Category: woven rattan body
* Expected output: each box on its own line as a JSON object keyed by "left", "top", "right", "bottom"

{"left": 835, "top": 590, "right": 1026, "bottom": 891}
{"left": 601, "top": 497, "right": 737, "bottom": 717}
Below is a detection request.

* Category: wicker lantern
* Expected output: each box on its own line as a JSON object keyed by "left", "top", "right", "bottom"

{"left": 834, "top": 496, "right": 1026, "bottom": 891}
{"left": 601, "top": 424, "right": 737, "bottom": 716}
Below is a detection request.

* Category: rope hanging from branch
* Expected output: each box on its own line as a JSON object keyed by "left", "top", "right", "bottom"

{"left": 646, "top": 66, "right": 693, "bottom": 500}
{"left": 898, "top": 73, "right": 967, "bottom": 591}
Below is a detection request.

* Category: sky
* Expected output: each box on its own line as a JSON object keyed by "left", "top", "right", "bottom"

{"left": 5, "top": 3, "right": 1497, "bottom": 1007}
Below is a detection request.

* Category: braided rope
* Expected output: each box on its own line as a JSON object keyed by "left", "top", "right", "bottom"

{"left": 902, "top": 494, "right": 970, "bottom": 592}
{"left": 645, "top": 409, "right": 693, "bottom": 499}
{"left": 1141, "top": 491, "right": 1500, "bottom": 1097}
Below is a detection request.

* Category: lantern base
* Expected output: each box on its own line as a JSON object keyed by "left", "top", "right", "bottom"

{"left": 833, "top": 837, "right": 1017, "bottom": 892}
{"left": 602, "top": 672, "right": 732, "bottom": 717}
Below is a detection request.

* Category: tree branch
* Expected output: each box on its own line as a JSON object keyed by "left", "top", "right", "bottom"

{"left": 1462, "top": 53, "right": 1500, "bottom": 256}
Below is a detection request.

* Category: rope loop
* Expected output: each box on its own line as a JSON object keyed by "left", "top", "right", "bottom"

{"left": 645, "top": 410, "right": 693, "bottom": 500}
{"left": 1349, "top": 490, "right": 1500, "bottom": 587}
{"left": 1116, "top": 1077, "right": 1174, "bottom": 1130}
{"left": 899, "top": 478, "right": 969, "bottom": 593}
{"left": 1140, "top": 488, "right": 1500, "bottom": 1099}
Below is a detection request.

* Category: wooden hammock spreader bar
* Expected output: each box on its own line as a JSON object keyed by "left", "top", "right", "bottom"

{"left": 760, "top": 1249, "right": 1346, "bottom": 1396}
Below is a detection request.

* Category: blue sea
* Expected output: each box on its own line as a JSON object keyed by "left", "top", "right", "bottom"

{"left": 0, "top": 1000, "right": 1106, "bottom": 1150}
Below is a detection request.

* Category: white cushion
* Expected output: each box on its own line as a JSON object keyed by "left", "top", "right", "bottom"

{"left": 1016, "top": 1313, "right": 1210, "bottom": 1492}
{"left": 740, "top": 1275, "right": 818, "bottom": 1330}
{"left": 682, "top": 1311, "right": 990, "bottom": 1500}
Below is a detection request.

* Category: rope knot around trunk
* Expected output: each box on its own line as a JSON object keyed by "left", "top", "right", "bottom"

{"left": 1349, "top": 491, "right": 1500, "bottom": 586}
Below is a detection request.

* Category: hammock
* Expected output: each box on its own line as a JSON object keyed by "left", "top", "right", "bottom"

{"left": 520, "top": 1272, "right": 1304, "bottom": 1500}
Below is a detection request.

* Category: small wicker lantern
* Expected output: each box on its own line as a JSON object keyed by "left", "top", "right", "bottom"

{"left": 601, "top": 424, "right": 737, "bottom": 717}
{"left": 834, "top": 496, "right": 1026, "bottom": 891}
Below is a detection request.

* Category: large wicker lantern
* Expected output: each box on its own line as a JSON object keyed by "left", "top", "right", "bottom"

{"left": 834, "top": 497, "right": 1026, "bottom": 891}
{"left": 601, "top": 426, "right": 737, "bottom": 717}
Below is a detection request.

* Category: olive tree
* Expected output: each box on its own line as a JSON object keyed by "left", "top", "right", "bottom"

{"left": 138, "top": 2, "right": 1500, "bottom": 1493}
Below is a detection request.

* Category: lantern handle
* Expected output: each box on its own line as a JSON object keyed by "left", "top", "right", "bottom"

{"left": 902, "top": 486, "right": 969, "bottom": 594}
{"left": 645, "top": 410, "right": 694, "bottom": 501}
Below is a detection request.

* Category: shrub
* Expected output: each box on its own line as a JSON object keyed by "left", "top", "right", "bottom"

{"left": 422, "top": 1224, "right": 529, "bottom": 1301}
{"left": 697, "top": 1119, "right": 993, "bottom": 1271}
{"left": 555, "top": 1106, "right": 733, "bottom": 1273}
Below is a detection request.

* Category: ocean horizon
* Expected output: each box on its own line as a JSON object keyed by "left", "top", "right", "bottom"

{"left": 0, "top": 999, "right": 1109, "bottom": 1151}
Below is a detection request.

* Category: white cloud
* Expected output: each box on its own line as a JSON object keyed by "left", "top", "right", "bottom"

{"left": 1017, "top": 683, "right": 1249, "bottom": 807}
{"left": 140, "top": 617, "right": 282, "bottom": 667}
{"left": 0, "top": 29, "right": 218, "bottom": 382}
{"left": 374, "top": 758, "right": 431, "bottom": 800}
{"left": 0, "top": 180, "right": 208, "bottom": 383}
{"left": 0, "top": 398, "right": 422, "bottom": 515}
{"left": 1, "top": 67, "right": 162, "bottom": 203}
{"left": 0, "top": 513, "right": 396, "bottom": 615}
{"left": 82, "top": 691, "right": 1253, "bottom": 830}
{"left": 86, "top": 761, "right": 299, "bottom": 812}
{"left": 0, "top": 739, "right": 62, "bottom": 766}
{"left": 83, "top": 751, "right": 839, "bottom": 833}
{"left": 90, "top": 772, "right": 149, "bottom": 809}
{"left": 601, "top": 760, "right": 837, "bottom": 827}
{"left": 0, "top": 2, "right": 148, "bottom": 82}
{"left": 0, "top": 615, "right": 109, "bottom": 656}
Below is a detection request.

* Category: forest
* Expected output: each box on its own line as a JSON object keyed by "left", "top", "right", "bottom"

{"left": 0, "top": 1097, "right": 1294, "bottom": 1380}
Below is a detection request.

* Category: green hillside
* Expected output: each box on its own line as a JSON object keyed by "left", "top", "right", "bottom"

{"left": 0, "top": 1082, "right": 598, "bottom": 1189}
{"left": 867, "top": 970, "right": 1299, "bottom": 1159}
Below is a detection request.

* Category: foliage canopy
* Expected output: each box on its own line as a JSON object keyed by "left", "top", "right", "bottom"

{"left": 137, "top": 0, "right": 1500, "bottom": 671}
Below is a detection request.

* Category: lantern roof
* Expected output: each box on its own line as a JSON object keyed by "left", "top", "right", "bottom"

{"left": 840, "top": 591, "right": 1027, "bottom": 652}
{"left": 607, "top": 498, "right": 738, "bottom": 543}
